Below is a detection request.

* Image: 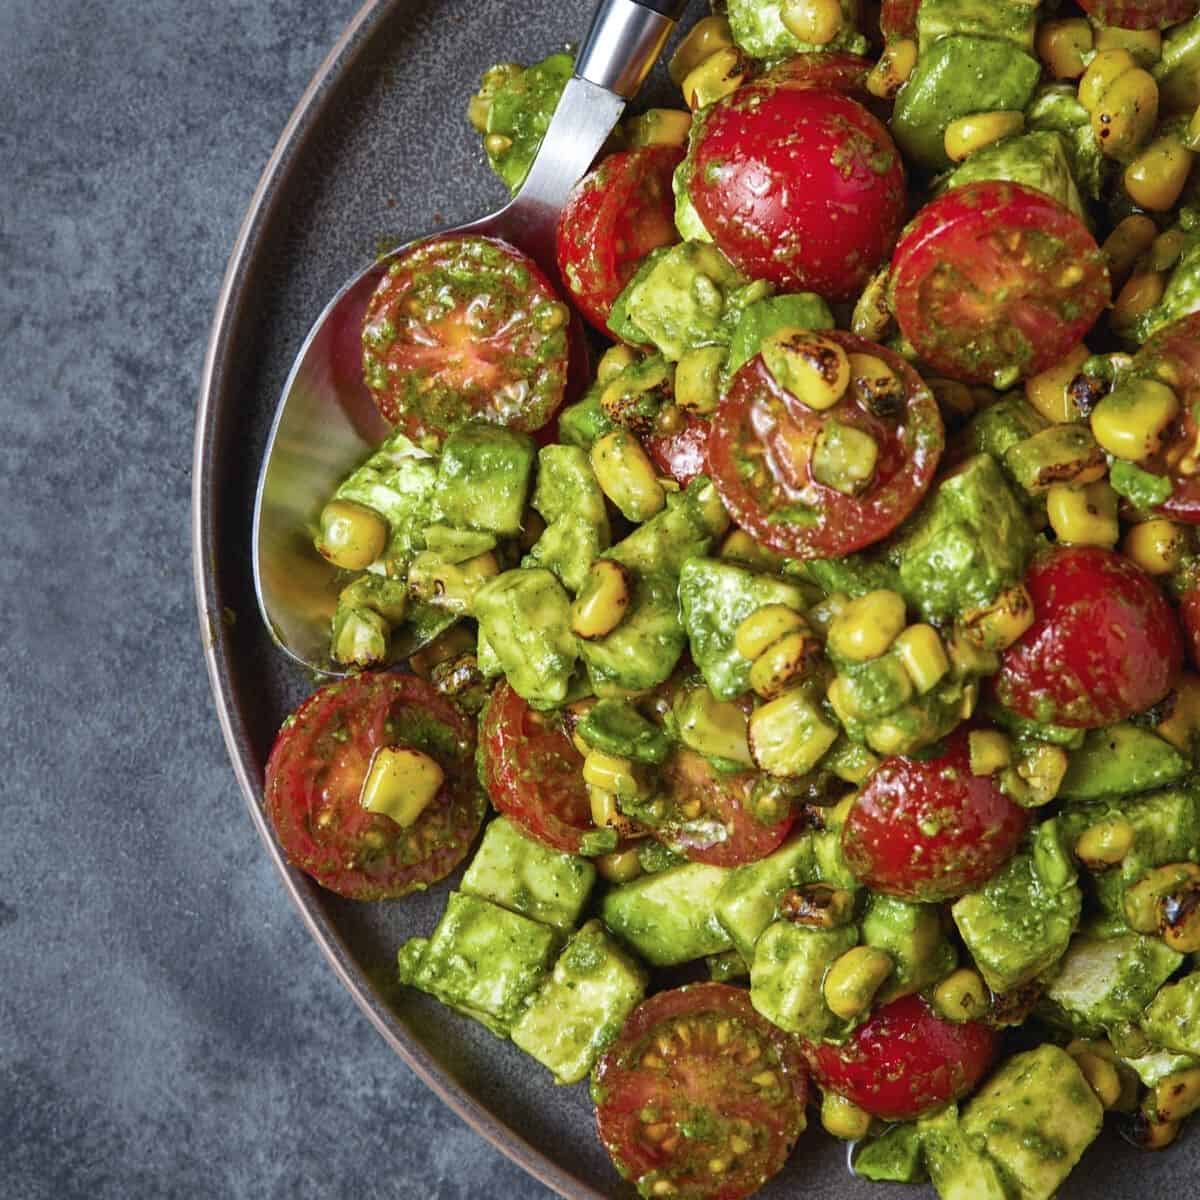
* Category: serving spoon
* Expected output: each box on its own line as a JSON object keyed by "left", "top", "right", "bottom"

{"left": 253, "top": 0, "right": 688, "bottom": 674}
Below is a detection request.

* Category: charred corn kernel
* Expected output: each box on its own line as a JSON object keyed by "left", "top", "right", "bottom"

{"left": 668, "top": 14, "right": 733, "bottom": 86}
{"left": 597, "top": 343, "right": 637, "bottom": 385}
{"left": 1092, "top": 68, "right": 1159, "bottom": 161}
{"left": 960, "top": 584, "right": 1036, "bottom": 651}
{"left": 761, "top": 328, "right": 850, "bottom": 411}
{"left": 969, "top": 730, "right": 1012, "bottom": 776}
{"left": 780, "top": 884, "right": 857, "bottom": 929}
{"left": 675, "top": 345, "right": 727, "bottom": 414}
{"left": 591, "top": 431, "right": 666, "bottom": 522}
{"left": 812, "top": 421, "right": 880, "bottom": 496}
{"left": 1151, "top": 1068, "right": 1200, "bottom": 1124}
{"left": 1163, "top": 883, "right": 1200, "bottom": 952}
{"left": 675, "top": 687, "right": 755, "bottom": 766}
{"left": 1074, "top": 1051, "right": 1124, "bottom": 1109}
{"left": 1123, "top": 862, "right": 1200, "bottom": 933}
{"left": 1026, "top": 344, "right": 1091, "bottom": 424}
{"left": 867, "top": 38, "right": 917, "bottom": 99}
{"left": 749, "top": 630, "right": 819, "bottom": 699}
{"left": 409, "top": 624, "right": 475, "bottom": 679}
{"left": 946, "top": 627, "right": 1000, "bottom": 678}
{"left": 1037, "top": 18, "right": 1093, "bottom": 79}
{"left": 959, "top": 681, "right": 980, "bottom": 721}
{"left": 588, "top": 784, "right": 620, "bottom": 829}
{"left": 682, "top": 46, "right": 747, "bottom": 111}
{"left": 735, "top": 604, "right": 807, "bottom": 661}
{"left": 1075, "top": 817, "right": 1136, "bottom": 868}
{"left": 821, "top": 1093, "right": 871, "bottom": 1140}
{"left": 1124, "top": 519, "right": 1187, "bottom": 574}
{"left": 893, "top": 624, "right": 950, "bottom": 694}
{"left": 654, "top": 405, "right": 685, "bottom": 438}
{"left": 847, "top": 353, "right": 904, "bottom": 418}
{"left": 1156, "top": 673, "right": 1200, "bottom": 751}
{"left": 1090, "top": 377, "right": 1179, "bottom": 461}
{"left": 808, "top": 590, "right": 850, "bottom": 635}
{"left": 749, "top": 689, "right": 840, "bottom": 777}
{"left": 483, "top": 132, "right": 513, "bottom": 156}
{"left": 360, "top": 746, "right": 444, "bottom": 827}
{"left": 316, "top": 499, "right": 388, "bottom": 570}
{"left": 1135, "top": 1111, "right": 1180, "bottom": 1150}
{"left": 1095, "top": 26, "right": 1162, "bottom": 65}
{"left": 824, "top": 947, "right": 894, "bottom": 1021}
{"left": 407, "top": 550, "right": 500, "bottom": 613}
{"left": 1015, "top": 744, "right": 1069, "bottom": 807}
{"left": 1047, "top": 481, "right": 1120, "bottom": 547}
{"left": 944, "top": 110, "right": 1025, "bottom": 162}
{"left": 1114, "top": 270, "right": 1167, "bottom": 334}
{"left": 583, "top": 750, "right": 641, "bottom": 800}
{"left": 1149, "top": 228, "right": 1190, "bottom": 273}
{"left": 720, "top": 529, "right": 787, "bottom": 571}
{"left": 1125, "top": 133, "right": 1194, "bottom": 210}
{"left": 571, "top": 559, "right": 633, "bottom": 640}
{"left": 933, "top": 969, "right": 989, "bottom": 1023}
{"left": 781, "top": 0, "right": 843, "bottom": 45}
{"left": 827, "top": 589, "right": 907, "bottom": 662}
{"left": 625, "top": 108, "right": 693, "bottom": 149}
{"left": 1079, "top": 48, "right": 1138, "bottom": 113}
{"left": 1103, "top": 215, "right": 1159, "bottom": 286}
{"left": 595, "top": 847, "right": 643, "bottom": 884}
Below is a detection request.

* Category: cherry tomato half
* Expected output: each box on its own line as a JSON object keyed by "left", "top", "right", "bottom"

{"left": 803, "top": 994, "right": 998, "bottom": 1120}
{"left": 644, "top": 411, "right": 711, "bottom": 487}
{"left": 995, "top": 545, "right": 1183, "bottom": 728}
{"left": 362, "top": 235, "right": 570, "bottom": 436}
{"left": 764, "top": 50, "right": 875, "bottom": 96}
{"left": 556, "top": 144, "right": 684, "bottom": 334}
{"left": 264, "top": 673, "right": 485, "bottom": 900}
{"left": 841, "top": 727, "right": 1028, "bottom": 902}
{"left": 1077, "top": 0, "right": 1196, "bottom": 28}
{"left": 708, "top": 331, "right": 943, "bottom": 559}
{"left": 689, "top": 85, "right": 906, "bottom": 301}
{"left": 594, "top": 983, "right": 809, "bottom": 1200}
{"left": 890, "top": 181, "right": 1110, "bottom": 386}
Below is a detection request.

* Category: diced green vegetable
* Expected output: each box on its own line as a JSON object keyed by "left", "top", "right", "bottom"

{"left": 725, "top": 293, "right": 835, "bottom": 378}
{"left": 522, "top": 444, "right": 611, "bottom": 592}
{"left": 558, "top": 383, "right": 615, "bottom": 449}
{"left": 916, "top": 0, "right": 1036, "bottom": 52}
{"left": 918, "top": 1106, "right": 1011, "bottom": 1200}
{"left": 432, "top": 422, "right": 536, "bottom": 538}
{"left": 1059, "top": 724, "right": 1188, "bottom": 802}
{"left": 853, "top": 1124, "right": 926, "bottom": 1185}
{"left": 727, "top": 0, "right": 868, "bottom": 61}
{"left": 715, "top": 835, "right": 815, "bottom": 960}
{"left": 862, "top": 894, "right": 956, "bottom": 1004}
{"left": 1155, "top": 13, "right": 1200, "bottom": 113}
{"left": 608, "top": 479, "right": 726, "bottom": 577}
{"left": 942, "top": 130, "right": 1086, "bottom": 221}
{"left": 1109, "top": 460, "right": 1175, "bottom": 510}
{"left": 1141, "top": 971, "right": 1200, "bottom": 1058}
{"left": 749, "top": 920, "right": 857, "bottom": 1039}
{"left": 576, "top": 698, "right": 672, "bottom": 765}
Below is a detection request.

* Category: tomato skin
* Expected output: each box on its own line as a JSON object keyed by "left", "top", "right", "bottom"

{"left": 708, "top": 332, "right": 943, "bottom": 559}
{"left": 1181, "top": 587, "right": 1200, "bottom": 669}
{"left": 264, "top": 673, "right": 485, "bottom": 900}
{"left": 890, "top": 181, "right": 1110, "bottom": 386}
{"left": 763, "top": 50, "right": 874, "bottom": 96}
{"left": 1077, "top": 0, "right": 1195, "bottom": 28}
{"left": 689, "top": 86, "right": 906, "bottom": 300}
{"left": 842, "top": 728, "right": 1028, "bottom": 902}
{"left": 803, "top": 994, "right": 998, "bottom": 1120}
{"left": 881, "top": 0, "right": 920, "bottom": 41}
{"left": 996, "top": 546, "right": 1183, "bottom": 728}
{"left": 643, "top": 412, "right": 710, "bottom": 486}
{"left": 556, "top": 145, "right": 684, "bottom": 334}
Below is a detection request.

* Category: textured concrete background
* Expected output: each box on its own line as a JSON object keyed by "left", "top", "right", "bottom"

{"left": 1, "top": 1, "right": 549, "bottom": 1195}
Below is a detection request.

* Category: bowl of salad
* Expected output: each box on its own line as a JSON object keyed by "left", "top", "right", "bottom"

{"left": 196, "top": 0, "right": 1200, "bottom": 1196}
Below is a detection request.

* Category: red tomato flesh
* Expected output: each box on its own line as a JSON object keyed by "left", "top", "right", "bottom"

{"left": 804, "top": 994, "right": 999, "bottom": 1120}
{"left": 264, "top": 673, "right": 485, "bottom": 900}
{"left": 594, "top": 983, "right": 809, "bottom": 1200}
{"left": 1077, "top": 0, "right": 1196, "bottom": 28}
{"left": 841, "top": 727, "right": 1028, "bottom": 902}
{"left": 644, "top": 412, "right": 711, "bottom": 487}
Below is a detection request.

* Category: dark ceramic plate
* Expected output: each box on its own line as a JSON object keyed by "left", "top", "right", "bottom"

{"left": 193, "top": 1, "right": 1193, "bottom": 1194}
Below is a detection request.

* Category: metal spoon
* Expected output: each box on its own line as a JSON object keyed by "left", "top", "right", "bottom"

{"left": 252, "top": 0, "right": 686, "bottom": 675}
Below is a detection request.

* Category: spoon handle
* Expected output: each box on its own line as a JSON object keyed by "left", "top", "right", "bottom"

{"left": 574, "top": 0, "right": 686, "bottom": 99}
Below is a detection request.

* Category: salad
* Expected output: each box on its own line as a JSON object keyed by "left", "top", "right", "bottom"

{"left": 260, "top": 1, "right": 1200, "bottom": 1197}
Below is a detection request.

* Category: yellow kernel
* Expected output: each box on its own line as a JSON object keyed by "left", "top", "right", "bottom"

{"left": 827, "top": 590, "right": 907, "bottom": 662}
{"left": 1036, "top": 18, "right": 1093, "bottom": 80}
{"left": 1047, "top": 481, "right": 1120, "bottom": 547}
{"left": 1025, "top": 344, "right": 1091, "bottom": 424}
{"left": 1123, "top": 519, "right": 1187, "bottom": 575}
{"left": 944, "top": 110, "right": 1025, "bottom": 162}
{"left": 761, "top": 328, "right": 850, "bottom": 412}
{"left": 734, "top": 604, "right": 807, "bottom": 661}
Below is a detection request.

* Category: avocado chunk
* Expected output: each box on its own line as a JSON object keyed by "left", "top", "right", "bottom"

{"left": 1109, "top": 459, "right": 1175, "bottom": 511}
{"left": 523, "top": 444, "right": 610, "bottom": 593}
{"left": 510, "top": 920, "right": 648, "bottom": 1084}
{"left": 952, "top": 850, "right": 1082, "bottom": 994}
{"left": 1155, "top": 13, "right": 1200, "bottom": 113}
{"left": 942, "top": 130, "right": 1086, "bottom": 222}
{"left": 918, "top": 1105, "right": 1011, "bottom": 1200}
{"left": 673, "top": 155, "right": 713, "bottom": 244}
{"left": 576, "top": 698, "right": 672, "bottom": 765}
{"left": 422, "top": 524, "right": 497, "bottom": 564}
{"left": 715, "top": 834, "right": 816, "bottom": 960}
{"left": 727, "top": 0, "right": 867, "bottom": 60}
{"left": 725, "top": 293, "right": 835, "bottom": 378}
{"left": 1141, "top": 971, "right": 1200, "bottom": 1058}
{"left": 601, "top": 862, "right": 733, "bottom": 967}
{"left": 609, "top": 478, "right": 725, "bottom": 577}
{"left": 400, "top": 892, "right": 558, "bottom": 1035}
{"left": 960, "top": 1045, "right": 1103, "bottom": 1200}
{"left": 961, "top": 394, "right": 1048, "bottom": 465}
{"left": 916, "top": 0, "right": 1036, "bottom": 51}
{"left": 1026, "top": 84, "right": 1106, "bottom": 202}
{"left": 1058, "top": 724, "right": 1189, "bottom": 802}
{"left": 892, "top": 37, "right": 1040, "bottom": 170}
{"left": 1122, "top": 1045, "right": 1200, "bottom": 1088}
{"left": 800, "top": 553, "right": 902, "bottom": 599}
{"left": 853, "top": 1123, "right": 926, "bottom": 1184}
{"left": 432, "top": 421, "right": 536, "bottom": 538}
{"left": 862, "top": 894, "right": 956, "bottom": 1004}
{"left": 889, "top": 454, "right": 1033, "bottom": 624}
{"left": 557, "top": 383, "right": 615, "bottom": 450}
{"left": 1136, "top": 231, "right": 1200, "bottom": 343}
{"left": 1004, "top": 425, "right": 1105, "bottom": 497}
{"left": 678, "top": 558, "right": 810, "bottom": 700}
{"left": 473, "top": 568, "right": 577, "bottom": 707}
{"left": 460, "top": 817, "right": 596, "bottom": 931}
{"left": 749, "top": 920, "right": 857, "bottom": 1039}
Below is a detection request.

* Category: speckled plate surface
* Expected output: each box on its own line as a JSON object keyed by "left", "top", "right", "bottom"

{"left": 193, "top": 1, "right": 1193, "bottom": 1195}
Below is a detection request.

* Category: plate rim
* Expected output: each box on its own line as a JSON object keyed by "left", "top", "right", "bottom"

{"left": 190, "top": 3, "right": 605, "bottom": 1196}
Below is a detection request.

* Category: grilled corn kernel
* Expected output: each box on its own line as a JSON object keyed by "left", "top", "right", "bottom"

{"left": 946, "top": 627, "right": 1000, "bottom": 678}
{"left": 1150, "top": 1067, "right": 1200, "bottom": 1124}
{"left": 1090, "top": 377, "right": 1179, "bottom": 461}
{"left": 360, "top": 746, "right": 444, "bottom": 828}
{"left": 409, "top": 623, "right": 475, "bottom": 679}
{"left": 1075, "top": 817, "right": 1137, "bottom": 868}
{"left": 1095, "top": 26, "right": 1162, "bottom": 66}
{"left": 483, "top": 132, "right": 513, "bottom": 156}
{"left": 893, "top": 624, "right": 950, "bottom": 694}
{"left": 960, "top": 584, "right": 1035, "bottom": 651}
{"left": 408, "top": 550, "right": 500, "bottom": 613}
{"left": 1156, "top": 672, "right": 1200, "bottom": 751}
{"left": 1162, "top": 882, "right": 1200, "bottom": 952}
{"left": 597, "top": 343, "right": 638, "bottom": 384}
{"left": 583, "top": 750, "right": 641, "bottom": 800}
{"left": 625, "top": 108, "right": 693, "bottom": 149}
{"left": 571, "top": 559, "right": 632, "bottom": 640}
{"left": 1124, "top": 519, "right": 1187, "bottom": 574}
{"left": 588, "top": 784, "right": 620, "bottom": 828}
{"left": 1074, "top": 1051, "right": 1124, "bottom": 1110}
{"left": 1092, "top": 68, "right": 1159, "bottom": 161}
{"left": 720, "top": 529, "right": 787, "bottom": 571}
{"left": 827, "top": 589, "right": 907, "bottom": 662}
{"left": 1047, "top": 481, "right": 1120, "bottom": 547}
{"left": 944, "top": 110, "right": 1025, "bottom": 162}
{"left": 1125, "top": 133, "right": 1194, "bottom": 211}
{"left": 1037, "top": 18, "right": 1093, "bottom": 79}
{"left": 782, "top": 0, "right": 844, "bottom": 45}
{"left": 812, "top": 420, "right": 880, "bottom": 496}
{"left": 1015, "top": 743, "right": 1070, "bottom": 807}
{"left": 1026, "top": 344, "right": 1091, "bottom": 424}
{"left": 867, "top": 38, "right": 917, "bottom": 99}
{"left": 808, "top": 590, "right": 850, "bottom": 635}
{"left": 316, "top": 499, "right": 388, "bottom": 570}
{"left": 780, "top": 883, "right": 857, "bottom": 929}
{"left": 969, "top": 730, "right": 1012, "bottom": 776}
{"left": 846, "top": 353, "right": 904, "bottom": 418}
{"left": 681, "top": 46, "right": 747, "bottom": 111}
{"left": 1123, "top": 862, "right": 1200, "bottom": 933}
{"left": 1103, "top": 215, "right": 1159, "bottom": 287}
{"left": 824, "top": 947, "right": 894, "bottom": 1020}
{"left": 591, "top": 430, "right": 666, "bottom": 522}
{"left": 675, "top": 345, "right": 727, "bottom": 414}
{"left": 933, "top": 968, "right": 989, "bottom": 1023}
{"left": 735, "top": 604, "right": 807, "bottom": 661}
{"left": 1134, "top": 1111, "right": 1181, "bottom": 1150}
{"left": 668, "top": 14, "right": 734, "bottom": 86}
{"left": 761, "top": 328, "right": 850, "bottom": 412}
{"left": 596, "top": 847, "right": 643, "bottom": 884}
{"left": 1079, "top": 48, "right": 1138, "bottom": 113}
{"left": 826, "top": 675, "right": 862, "bottom": 725}
{"left": 748, "top": 690, "right": 840, "bottom": 777}
{"left": 749, "top": 630, "right": 820, "bottom": 699}
{"left": 675, "top": 687, "right": 755, "bottom": 766}
{"left": 821, "top": 1093, "right": 871, "bottom": 1140}
{"left": 1114, "top": 270, "right": 1167, "bottom": 334}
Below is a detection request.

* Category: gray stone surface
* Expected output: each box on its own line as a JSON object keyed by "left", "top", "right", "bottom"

{"left": 1, "top": 2, "right": 549, "bottom": 1196}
